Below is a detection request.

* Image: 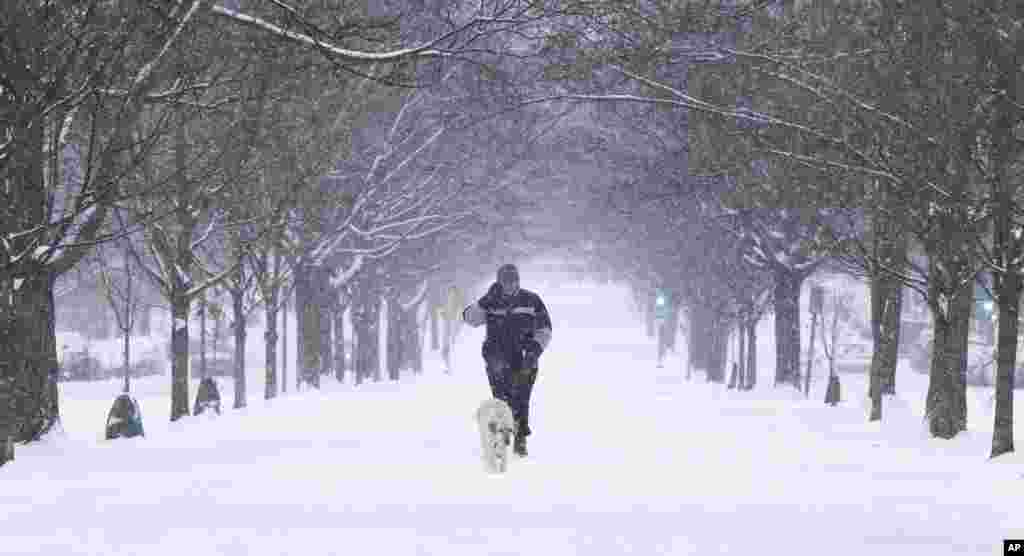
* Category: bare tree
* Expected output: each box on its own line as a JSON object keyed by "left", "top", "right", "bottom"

{"left": 1, "top": 1, "right": 211, "bottom": 453}
{"left": 94, "top": 242, "right": 145, "bottom": 394}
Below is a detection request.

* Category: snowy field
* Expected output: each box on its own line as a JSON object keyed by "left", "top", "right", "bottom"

{"left": 2, "top": 279, "right": 1022, "bottom": 555}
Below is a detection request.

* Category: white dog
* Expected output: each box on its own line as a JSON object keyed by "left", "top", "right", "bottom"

{"left": 475, "top": 398, "right": 517, "bottom": 473}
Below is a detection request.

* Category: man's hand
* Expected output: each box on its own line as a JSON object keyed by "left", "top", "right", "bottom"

{"left": 514, "top": 365, "right": 537, "bottom": 387}
{"left": 462, "top": 303, "right": 486, "bottom": 327}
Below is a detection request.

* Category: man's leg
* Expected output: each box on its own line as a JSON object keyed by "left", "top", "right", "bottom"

{"left": 511, "top": 366, "right": 538, "bottom": 455}
{"left": 484, "top": 355, "right": 512, "bottom": 403}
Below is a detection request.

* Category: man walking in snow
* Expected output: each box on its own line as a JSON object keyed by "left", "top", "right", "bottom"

{"left": 463, "top": 264, "right": 552, "bottom": 456}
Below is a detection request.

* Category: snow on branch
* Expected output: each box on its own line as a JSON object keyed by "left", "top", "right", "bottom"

{"left": 132, "top": 0, "right": 205, "bottom": 92}
{"left": 190, "top": 213, "right": 221, "bottom": 251}
{"left": 307, "top": 191, "right": 373, "bottom": 267}
{"left": 399, "top": 278, "right": 429, "bottom": 311}
{"left": 328, "top": 254, "right": 363, "bottom": 289}
{"left": 185, "top": 264, "right": 238, "bottom": 300}
{"left": 210, "top": 5, "right": 452, "bottom": 62}
{"left": 726, "top": 49, "right": 940, "bottom": 143}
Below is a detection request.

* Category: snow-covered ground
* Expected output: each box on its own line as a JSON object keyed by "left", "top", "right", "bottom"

{"left": 3, "top": 279, "right": 1022, "bottom": 555}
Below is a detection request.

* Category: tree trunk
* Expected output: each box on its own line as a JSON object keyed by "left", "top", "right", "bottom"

{"left": 122, "top": 252, "right": 132, "bottom": 394}
{"left": 645, "top": 289, "right": 656, "bottom": 339}
{"left": 728, "top": 324, "right": 740, "bottom": 389}
{"left": 170, "top": 289, "right": 190, "bottom": 421}
{"left": 926, "top": 284, "right": 970, "bottom": 439}
{"left": 882, "top": 293, "right": 900, "bottom": 397}
{"left": 387, "top": 296, "right": 402, "bottom": 381}
{"left": 429, "top": 296, "right": 439, "bottom": 352}
{"left": 320, "top": 303, "right": 333, "bottom": 378}
{"left": 687, "top": 304, "right": 714, "bottom": 373}
{"left": 334, "top": 301, "right": 347, "bottom": 383}
{"left": 950, "top": 284, "right": 966, "bottom": 432}
{"left": 231, "top": 287, "right": 247, "bottom": 409}
{"left": 868, "top": 272, "right": 903, "bottom": 421}
{"left": 375, "top": 294, "right": 385, "bottom": 382}
{"left": 3, "top": 272, "right": 61, "bottom": 442}
{"left": 295, "top": 263, "right": 321, "bottom": 389}
{"left": 736, "top": 320, "right": 746, "bottom": 390}
{"left": 409, "top": 299, "right": 424, "bottom": 375}
{"left": 991, "top": 268, "right": 1018, "bottom": 458}
{"left": 122, "top": 325, "right": 131, "bottom": 394}
{"left": 804, "top": 310, "right": 818, "bottom": 397}
{"left": 982, "top": 39, "right": 1019, "bottom": 457}
{"left": 705, "top": 315, "right": 729, "bottom": 383}
{"left": 954, "top": 287, "right": 970, "bottom": 434}
{"left": 264, "top": 287, "right": 278, "bottom": 400}
{"left": 868, "top": 275, "right": 884, "bottom": 421}
{"left": 352, "top": 277, "right": 381, "bottom": 385}
{"left": 773, "top": 267, "right": 805, "bottom": 389}
{"left": 745, "top": 317, "right": 758, "bottom": 390}
{"left": 398, "top": 299, "right": 420, "bottom": 375}
{"left": 318, "top": 269, "right": 333, "bottom": 378}
{"left": 295, "top": 268, "right": 305, "bottom": 391}
{"left": 990, "top": 123, "right": 1019, "bottom": 456}
{"left": 199, "top": 294, "right": 207, "bottom": 380}
{"left": 0, "top": 280, "right": 16, "bottom": 465}
{"left": 282, "top": 295, "right": 288, "bottom": 394}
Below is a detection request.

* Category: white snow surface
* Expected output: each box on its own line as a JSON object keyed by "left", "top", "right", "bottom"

{"left": 4, "top": 279, "right": 1023, "bottom": 555}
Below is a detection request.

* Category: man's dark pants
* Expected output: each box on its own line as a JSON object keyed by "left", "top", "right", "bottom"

{"left": 485, "top": 355, "right": 538, "bottom": 437}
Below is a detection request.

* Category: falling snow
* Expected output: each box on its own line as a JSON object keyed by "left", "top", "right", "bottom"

{"left": 3, "top": 279, "right": 1020, "bottom": 555}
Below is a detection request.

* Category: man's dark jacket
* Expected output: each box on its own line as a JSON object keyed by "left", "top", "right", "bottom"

{"left": 465, "top": 282, "right": 552, "bottom": 370}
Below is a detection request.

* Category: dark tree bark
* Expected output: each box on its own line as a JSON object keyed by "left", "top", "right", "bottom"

{"left": 295, "top": 263, "right": 321, "bottom": 389}
{"left": 170, "top": 288, "right": 190, "bottom": 421}
{"left": 230, "top": 286, "right": 247, "bottom": 410}
{"left": 352, "top": 276, "right": 381, "bottom": 385}
{"left": 166, "top": 115, "right": 197, "bottom": 422}
{"left": 119, "top": 253, "right": 134, "bottom": 394}
{"left": 986, "top": 27, "right": 1020, "bottom": 459}
{"left": 989, "top": 117, "right": 1019, "bottom": 459}
{"left": 991, "top": 268, "right": 1018, "bottom": 457}
{"left": 688, "top": 304, "right": 714, "bottom": 373}
{"left": 925, "top": 271, "right": 971, "bottom": 439}
{"left": 3, "top": 271, "right": 61, "bottom": 442}
{"left": 263, "top": 285, "right": 279, "bottom": 400}
{"left": 954, "top": 286, "right": 970, "bottom": 434}
{"left": 705, "top": 314, "right": 729, "bottom": 383}
{"left": 0, "top": 279, "right": 15, "bottom": 465}
{"left": 773, "top": 266, "right": 806, "bottom": 389}
{"left": 318, "top": 269, "right": 333, "bottom": 378}
{"left": 869, "top": 269, "right": 903, "bottom": 421}
{"left": 386, "top": 295, "right": 402, "bottom": 381}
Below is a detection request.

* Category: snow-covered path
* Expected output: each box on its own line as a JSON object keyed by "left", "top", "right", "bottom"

{"left": 2, "top": 281, "right": 1021, "bottom": 555}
